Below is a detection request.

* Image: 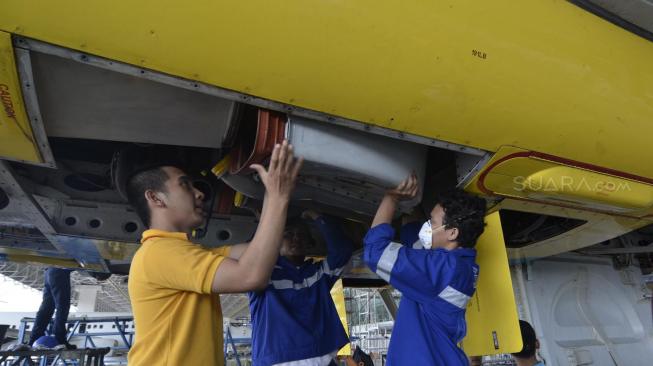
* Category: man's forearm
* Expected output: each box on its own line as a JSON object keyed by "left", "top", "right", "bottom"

{"left": 238, "top": 195, "right": 289, "bottom": 282}
{"left": 371, "top": 195, "right": 398, "bottom": 228}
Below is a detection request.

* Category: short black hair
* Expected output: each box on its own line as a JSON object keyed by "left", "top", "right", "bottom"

{"left": 434, "top": 189, "right": 487, "bottom": 248}
{"left": 126, "top": 167, "right": 170, "bottom": 228}
{"left": 353, "top": 346, "right": 374, "bottom": 366}
{"left": 512, "top": 320, "right": 537, "bottom": 358}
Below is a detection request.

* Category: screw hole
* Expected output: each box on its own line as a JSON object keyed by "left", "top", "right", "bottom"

{"left": 123, "top": 222, "right": 138, "bottom": 233}
{"left": 88, "top": 219, "right": 101, "bottom": 229}
{"left": 217, "top": 230, "right": 231, "bottom": 241}
{"left": 64, "top": 217, "right": 77, "bottom": 226}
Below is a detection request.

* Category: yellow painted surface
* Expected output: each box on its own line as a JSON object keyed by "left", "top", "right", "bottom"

{"left": 467, "top": 145, "right": 653, "bottom": 217}
{"left": 330, "top": 279, "right": 352, "bottom": 356}
{"left": 0, "top": 1, "right": 652, "bottom": 179}
{"left": 486, "top": 157, "right": 653, "bottom": 213}
{"left": 10, "top": 255, "right": 82, "bottom": 269}
{"left": 466, "top": 146, "right": 530, "bottom": 193}
{"left": 0, "top": 31, "right": 40, "bottom": 162}
{"left": 0, "top": 247, "right": 80, "bottom": 268}
{"left": 462, "top": 212, "right": 521, "bottom": 356}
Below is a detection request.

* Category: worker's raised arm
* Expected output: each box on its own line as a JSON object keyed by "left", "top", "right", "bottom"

{"left": 365, "top": 173, "right": 454, "bottom": 303}
{"left": 226, "top": 243, "right": 248, "bottom": 260}
{"left": 306, "top": 212, "right": 354, "bottom": 287}
{"left": 211, "top": 141, "right": 303, "bottom": 293}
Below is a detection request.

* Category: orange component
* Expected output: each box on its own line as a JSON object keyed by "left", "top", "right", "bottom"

{"left": 230, "top": 109, "right": 287, "bottom": 175}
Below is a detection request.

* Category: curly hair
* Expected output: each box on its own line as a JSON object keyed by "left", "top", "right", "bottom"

{"left": 434, "top": 189, "right": 487, "bottom": 248}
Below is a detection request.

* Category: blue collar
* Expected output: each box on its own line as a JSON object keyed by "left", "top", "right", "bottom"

{"left": 278, "top": 256, "right": 313, "bottom": 270}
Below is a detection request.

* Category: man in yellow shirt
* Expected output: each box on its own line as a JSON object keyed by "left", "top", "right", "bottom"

{"left": 119, "top": 141, "right": 303, "bottom": 365}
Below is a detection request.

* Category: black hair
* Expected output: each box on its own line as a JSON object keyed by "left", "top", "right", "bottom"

{"left": 125, "top": 167, "right": 170, "bottom": 228}
{"left": 353, "top": 346, "right": 374, "bottom": 366}
{"left": 434, "top": 189, "right": 487, "bottom": 248}
{"left": 512, "top": 320, "right": 538, "bottom": 358}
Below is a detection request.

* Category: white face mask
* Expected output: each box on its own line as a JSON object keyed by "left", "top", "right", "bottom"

{"left": 418, "top": 220, "right": 433, "bottom": 249}
{"left": 419, "top": 220, "right": 447, "bottom": 249}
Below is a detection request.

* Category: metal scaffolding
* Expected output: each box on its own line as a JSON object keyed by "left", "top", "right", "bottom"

{"left": 220, "top": 294, "right": 250, "bottom": 320}
{"left": 0, "top": 262, "right": 131, "bottom": 313}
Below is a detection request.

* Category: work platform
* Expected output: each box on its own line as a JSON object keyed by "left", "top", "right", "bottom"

{"left": 0, "top": 348, "right": 109, "bottom": 366}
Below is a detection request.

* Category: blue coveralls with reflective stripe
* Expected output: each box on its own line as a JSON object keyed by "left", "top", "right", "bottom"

{"left": 248, "top": 216, "right": 353, "bottom": 366}
{"left": 363, "top": 223, "right": 479, "bottom": 366}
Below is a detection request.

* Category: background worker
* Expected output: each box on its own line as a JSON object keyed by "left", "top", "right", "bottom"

{"left": 248, "top": 210, "right": 353, "bottom": 365}
{"left": 511, "top": 320, "right": 545, "bottom": 366}
{"left": 26, "top": 267, "right": 76, "bottom": 350}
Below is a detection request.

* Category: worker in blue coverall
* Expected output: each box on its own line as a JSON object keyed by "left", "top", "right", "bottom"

{"left": 29, "top": 267, "right": 77, "bottom": 350}
{"left": 248, "top": 210, "right": 353, "bottom": 366}
{"left": 363, "top": 174, "right": 487, "bottom": 365}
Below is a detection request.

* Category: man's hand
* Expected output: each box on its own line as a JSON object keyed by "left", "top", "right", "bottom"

{"left": 385, "top": 172, "right": 418, "bottom": 201}
{"left": 250, "top": 140, "right": 304, "bottom": 200}
{"left": 212, "top": 140, "right": 303, "bottom": 294}
{"left": 371, "top": 173, "right": 419, "bottom": 228}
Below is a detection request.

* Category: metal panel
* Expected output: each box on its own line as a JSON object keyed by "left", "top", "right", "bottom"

{"left": 29, "top": 195, "right": 257, "bottom": 247}
{"left": 288, "top": 116, "right": 427, "bottom": 189}
{"left": 0, "top": 161, "right": 66, "bottom": 254}
{"left": 29, "top": 51, "right": 236, "bottom": 148}
{"left": 284, "top": 116, "right": 426, "bottom": 213}
{"left": 456, "top": 153, "right": 492, "bottom": 188}
{"left": 15, "top": 36, "right": 486, "bottom": 156}
{"left": 196, "top": 215, "right": 258, "bottom": 248}
{"left": 14, "top": 48, "right": 56, "bottom": 168}
{"left": 0, "top": 226, "right": 57, "bottom": 252}
{"left": 522, "top": 257, "right": 653, "bottom": 366}
{"left": 573, "top": 0, "right": 653, "bottom": 39}
{"left": 13, "top": 36, "right": 486, "bottom": 157}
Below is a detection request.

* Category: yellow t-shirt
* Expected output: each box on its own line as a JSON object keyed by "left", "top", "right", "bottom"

{"left": 127, "top": 229, "right": 231, "bottom": 366}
